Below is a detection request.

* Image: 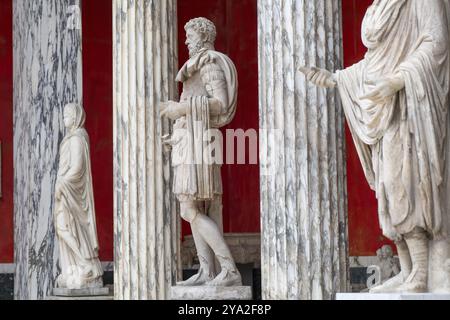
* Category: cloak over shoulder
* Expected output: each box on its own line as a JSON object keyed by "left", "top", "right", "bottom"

{"left": 176, "top": 49, "right": 238, "bottom": 128}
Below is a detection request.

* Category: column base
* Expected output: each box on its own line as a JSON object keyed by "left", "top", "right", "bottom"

{"left": 170, "top": 286, "right": 252, "bottom": 300}
{"left": 336, "top": 293, "right": 450, "bottom": 300}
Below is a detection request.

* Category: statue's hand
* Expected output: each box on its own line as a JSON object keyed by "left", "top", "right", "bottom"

{"left": 160, "top": 101, "right": 185, "bottom": 121}
{"left": 299, "top": 66, "right": 336, "bottom": 88}
{"left": 360, "top": 74, "right": 405, "bottom": 105}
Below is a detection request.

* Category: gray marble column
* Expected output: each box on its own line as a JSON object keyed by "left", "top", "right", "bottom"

{"left": 113, "top": 0, "right": 179, "bottom": 300}
{"left": 258, "top": 0, "right": 349, "bottom": 300}
{"left": 13, "top": 0, "right": 83, "bottom": 300}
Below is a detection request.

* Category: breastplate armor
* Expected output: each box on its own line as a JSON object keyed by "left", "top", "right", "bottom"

{"left": 180, "top": 71, "right": 209, "bottom": 102}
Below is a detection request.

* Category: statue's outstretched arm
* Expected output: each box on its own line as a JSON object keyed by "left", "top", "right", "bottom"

{"left": 299, "top": 66, "right": 337, "bottom": 88}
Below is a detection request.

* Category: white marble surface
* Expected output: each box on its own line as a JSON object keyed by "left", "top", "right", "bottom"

{"left": 0, "top": 264, "right": 14, "bottom": 274}
{"left": 258, "top": 0, "right": 348, "bottom": 300}
{"left": 170, "top": 286, "right": 252, "bottom": 300}
{"left": 53, "top": 287, "right": 109, "bottom": 297}
{"left": 113, "top": 0, "right": 180, "bottom": 300}
{"left": 46, "top": 295, "right": 114, "bottom": 301}
{"left": 13, "top": 0, "right": 83, "bottom": 300}
{"left": 0, "top": 263, "right": 112, "bottom": 274}
{"left": 337, "top": 293, "right": 450, "bottom": 301}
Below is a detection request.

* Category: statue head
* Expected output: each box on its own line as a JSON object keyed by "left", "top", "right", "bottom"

{"left": 63, "top": 103, "right": 86, "bottom": 131}
{"left": 184, "top": 17, "right": 216, "bottom": 58}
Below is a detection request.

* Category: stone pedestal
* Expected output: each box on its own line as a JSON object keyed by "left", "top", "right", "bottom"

{"left": 52, "top": 287, "right": 110, "bottom": 297}
{"left": 46, "top": 295, "right": 114, "bottom": 301}
{"left": 13, "top": 0, "right": 83, "bottom": 300}
{"left": 336, "top": 293, "right": 450, "bottom": 301}
{"left": 170, "top": 286, "right": 252, "bottom": 300}
{"left": 113, "top": 0, "right": 180, "bottom": 300}
{"left": 257, "top": 0, "right": 348, "bottom": 300}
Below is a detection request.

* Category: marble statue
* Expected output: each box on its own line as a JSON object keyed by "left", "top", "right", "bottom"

{"left": 376, "top": 245, "right": 401, "bottom": 284}
{"left": 160, "top": 17, "right": 242, "bottom": 287}
{"left": 301, "top": 0, "right": 450, "bottom": 293}
{"left": 54, "top": 103, "right": 103, "bottom": 290}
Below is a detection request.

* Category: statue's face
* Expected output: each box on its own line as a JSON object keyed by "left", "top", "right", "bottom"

{"left": 185, "top": 28, "right": 203, "bottom": 57}
{"left": 63, "top": 107, "right": 76, "bottom": 129}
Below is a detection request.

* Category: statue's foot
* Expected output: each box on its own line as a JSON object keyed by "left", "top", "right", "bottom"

{"left": 394, "top": 267, "right": 427, "bottom": 293}
{"left": 394, "top": 281, "right": 427, "bottom": 293}
{"left": 176, "top": 268, "right": 214, "bottom": 287}
{"left": 56, "top": 274, "right": 67, "bottom": 288}
{"left": 369, "top": 273, "right": 405, "bottom": 293}
{"left": 205, "top": 269, "right": 242, "bottom": 287}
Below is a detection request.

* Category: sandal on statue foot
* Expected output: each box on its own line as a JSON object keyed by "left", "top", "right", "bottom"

{"left": 176, "top": 268, "right": 214, "bottom": 287}
{"left": 205, "top": 269, "right": 242, "bottom": 287}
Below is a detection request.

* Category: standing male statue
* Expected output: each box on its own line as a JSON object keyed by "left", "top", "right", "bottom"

{"left": 301, "top": 0, "right": 450, "bottom": 293}
{"left": 160, "top": 17, "right": 242, "bottom": 287}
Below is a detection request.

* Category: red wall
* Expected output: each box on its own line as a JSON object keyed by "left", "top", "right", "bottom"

{"left": 178, "top": 0, "right": 261, "bottom": 236}
{"left": 0, "top": 0, "right": 13, "bottom": 263}
{"left": 82, "top": 0, "right": 113, "bottom": 261}
{"left": 342, "top": 0, "right": 393, "bottom": 256}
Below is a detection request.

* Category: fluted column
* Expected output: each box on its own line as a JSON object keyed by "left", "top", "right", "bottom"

{"left": 113, "top": 0, "right": 179, "bottom": 300}
{"left": 13, "top": 0, "right": 83, "bottom": 300}
{"left": 258, "top": 0, "right": 348, "bottom": 300}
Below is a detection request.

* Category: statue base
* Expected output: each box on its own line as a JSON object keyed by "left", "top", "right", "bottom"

{"left": 336, "top": 293, "right": 450, "bottom": 300}
{"left": 170, "top": 286, "right": 252, "bottom": 300}
{"left": 51, "top": 286, "right": 110, "bottom": 297}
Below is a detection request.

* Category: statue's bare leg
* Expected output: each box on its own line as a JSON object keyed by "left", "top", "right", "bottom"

{"left": 189, "top": 214, "right": 242, "bottom": 286}
{"left": 370, "top": 239, "right": 412, "bottom": 293}
{"left": 395, "top": 228, "right": 428, "bottom": 293}
{"left": 177, "top": 200, "right": 215, "bottom": 286}
{"left": 206, "top": 195, "right": 224, "bottom": 274}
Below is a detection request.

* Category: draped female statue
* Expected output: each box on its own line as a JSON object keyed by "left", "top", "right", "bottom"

{"left": 54, "top": 103, "right": 103, "bottom": 289}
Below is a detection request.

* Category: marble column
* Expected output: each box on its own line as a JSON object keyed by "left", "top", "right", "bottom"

{"left": 13, "top": 0, "right": 83, "bottom": 299}
{"left": 258, "top": 0, "right": 349, "bottom": 300}
{"left": 113, "top": 0, "right": 179, "bottom": 300}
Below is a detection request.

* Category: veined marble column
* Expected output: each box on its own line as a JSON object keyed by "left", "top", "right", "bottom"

{"left": 258, "top": 0, "right": 348, "bottom": 300}
{"left": 113, "top": 0, "right": 179, "bottom": 300}
{"left": 13, "top": 0, "right": 83, "bottom": 299}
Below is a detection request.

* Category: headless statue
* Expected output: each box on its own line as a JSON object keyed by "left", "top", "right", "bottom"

{"left": 301, "top": 0, "right": 450, "bottom": 293}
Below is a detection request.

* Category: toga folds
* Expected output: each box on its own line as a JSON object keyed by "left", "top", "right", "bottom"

{"left": 335, "top": 0, "right": 450, "bottom": 241}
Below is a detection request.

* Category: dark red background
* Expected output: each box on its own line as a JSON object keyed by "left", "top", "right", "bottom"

{"left": 0, "top": 0, "right": 390, "bottom": 263}
{"left": 0, "top": 0, "right": 13, "bottom": 263}
{"left": 82, "top": 0, "right": 113, "bottom": 261}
